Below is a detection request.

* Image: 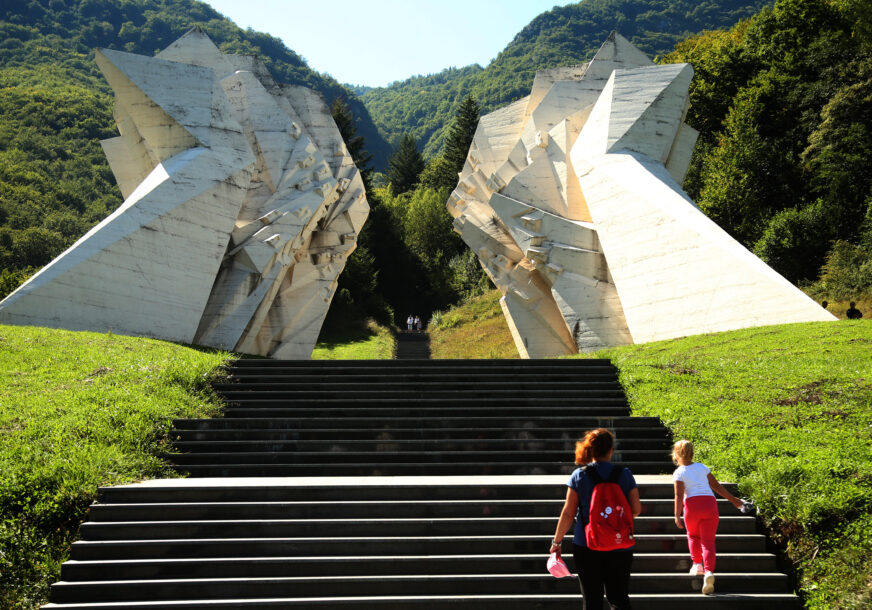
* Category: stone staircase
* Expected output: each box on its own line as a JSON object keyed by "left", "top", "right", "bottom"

{"left": 396, "top": 331, "right": 431, "bottom": 359}
{"left": 43, "top": 359, "right": 800, "bottom": 608}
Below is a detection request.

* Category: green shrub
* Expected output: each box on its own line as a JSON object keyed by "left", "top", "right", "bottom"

{"left": 813, "top": 239, "right": 872, "bottom": 301}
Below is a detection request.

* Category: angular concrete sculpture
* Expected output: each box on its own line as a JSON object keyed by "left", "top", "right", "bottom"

{"left": 0, "top": 28, "right": 368, "bottom": 359}
{"left": 449, "top": 32, "right": 835, "bottom": 358}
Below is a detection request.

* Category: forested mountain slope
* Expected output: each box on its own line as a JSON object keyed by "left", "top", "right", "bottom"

{"left": 0, "top": 0, "right": 387, "bottom": 283}
{"left": 361, "top": 0, "right": 772, "bottom": 158}
{"left": 662, "top": 0, "right": 872, "bottom": 287}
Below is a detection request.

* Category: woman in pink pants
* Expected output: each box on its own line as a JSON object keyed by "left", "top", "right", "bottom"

{"left": 672, "top": 440, "right": 744, "bottom": 595}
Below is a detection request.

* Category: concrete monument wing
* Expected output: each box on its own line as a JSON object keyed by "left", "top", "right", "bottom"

{"left": 0, "top": 28, "right": 369, "bottom": 359}
{"left": 449, "top": 32, "right": 835, "bottom": 358}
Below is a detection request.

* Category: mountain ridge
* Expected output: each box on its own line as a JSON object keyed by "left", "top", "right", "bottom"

{"left": 360, "top": 0, "right": 772, "bottom": 159}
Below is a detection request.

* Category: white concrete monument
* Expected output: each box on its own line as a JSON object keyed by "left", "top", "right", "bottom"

{"left": 449, "top": 32, "right": 835, "bottom": 358}
{"left": 0, "top": 28, "right": 369, "bottom": 358}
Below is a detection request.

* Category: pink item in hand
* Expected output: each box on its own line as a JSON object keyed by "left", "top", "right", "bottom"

{"left": 547, "top": 551, "right": 572, "bottom": 578}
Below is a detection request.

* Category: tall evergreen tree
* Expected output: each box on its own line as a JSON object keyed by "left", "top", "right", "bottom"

{"left": 331, "top": 97, "right": 373, "bottom": 191}
{"left": 387, "top": 134, "right": 425, "bottom": 195}
{"left": 419, "top": 96, "right": 481, "bottom": 191}
{"left": 443, "top": 95, "right": 481, "bottom": 175}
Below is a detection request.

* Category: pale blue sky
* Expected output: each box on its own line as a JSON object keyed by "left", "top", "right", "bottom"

{"left": 204, "top": 0, "right": 577, "bottom": 87}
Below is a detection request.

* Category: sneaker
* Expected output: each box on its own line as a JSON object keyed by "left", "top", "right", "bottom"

{"left": 689, "top": 563, "right": 704, "bottom": 576}
{"left": 702, "top": 571, "right": 715, "bottom": 595}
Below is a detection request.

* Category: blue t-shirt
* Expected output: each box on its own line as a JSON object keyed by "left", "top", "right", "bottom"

{"left": 567, "top": 461, "right": 637, "bottom": 549}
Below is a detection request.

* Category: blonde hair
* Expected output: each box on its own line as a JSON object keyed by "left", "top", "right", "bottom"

{"left": 575, "top": 428, "right": 614, "bottom": 464}
{"left": 672, "top": 439, "right": 694, "bottom": 465}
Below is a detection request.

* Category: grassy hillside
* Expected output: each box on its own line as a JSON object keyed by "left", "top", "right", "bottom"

{"left": 0, "top": 0, "right": 389, "bottom": 162}
{"left": 0, "top": 324, "right": 231, "bottom": 609}
{"left": 312, "top": 319, "right": 396, "bottom": 359}
{"left": 362, "top": 0, "right": 771, "bottom": 157}
{"left": 428, "top": 289, "right": 518, "bottom": 359}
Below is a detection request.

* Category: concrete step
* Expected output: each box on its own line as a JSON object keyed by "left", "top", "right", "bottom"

{"left": 49, "top": 573, "right": 791, "bottom": 603}
{"left": 95, "top": 481, "right": 686, "bottom": 504}
{"left": 168, "top": 462, "right": 673, "bottom": 477}
{"left": 225, "top": 377, "right": 619, "bottom": 387}
{"left": 217, "top": 410, "right": 632, "bottom": 421}
{"left": 77, "top": 516, "right": 757, "bottom": 541}
{"left": 85, "top": 497, "right": 742, "bottom": 522}
{"left": 217, "top": 380, "right": 623, "bottom": 390}
{"left": 169, "top": 438, "right": 671, "bottom": 453}
{"left": 228, "top": 358, "right": 614, "bottom": 368}
{"left": 172, "top": 416, "right": 659, "bottom": 430}
{"left": 169, "top": 428, "right": 671, "bottom": 442}
{"left": 227, "top": 372, "right": 619, "bottom": 382}
{"left": 166, "top": 449, "right": 670, "bottom": 464}
{"left": 218, "top": 388, "right": 626, "bottom": 399}
{"left": 69, "top": 534, "right": 769, "bottom": 561}
{"left": 220, "top": 397, "right": 629, "bottom": 408}
{"left": 42, "top": 593, "right": 802, "bottom": 609}
{"left": 60, "top": 552, "right": 779, "bottom": 580}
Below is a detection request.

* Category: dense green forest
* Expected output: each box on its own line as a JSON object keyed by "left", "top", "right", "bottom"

{"left": 661, "top": 0, "right": 872, "bottom": 289}
{"left": 0, "top": 0, "right": 389, "bottom": 160}
{"left": 361, "top": 0, "right": 772, "bottom": 158}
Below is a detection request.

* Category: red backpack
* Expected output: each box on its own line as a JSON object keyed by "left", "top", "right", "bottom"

{"left": 583, "top": 465, "right": 635, "bottom": 551}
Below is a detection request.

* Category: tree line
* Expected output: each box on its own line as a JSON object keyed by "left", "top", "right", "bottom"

{"left": 663, "top": 0, "right": 872, "bottom": 299}
{"left": 360, "top": 0, "right": 771, "bottom": 159}
{"left": 323, "top": 96, "right": 490, "bottom": 333}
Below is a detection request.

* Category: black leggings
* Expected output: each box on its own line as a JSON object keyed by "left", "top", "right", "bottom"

{"left": 572, "top": 543, "right": 633, "bottom": 610}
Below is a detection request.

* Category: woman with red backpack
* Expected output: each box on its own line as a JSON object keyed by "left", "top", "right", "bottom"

{"left": 550, "top": 428, "right": 642, "bottom": 610}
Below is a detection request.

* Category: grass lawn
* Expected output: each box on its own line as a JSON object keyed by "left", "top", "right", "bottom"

{"left": 428, "top": 290, "right": 518, "bottom": 359}
{"left": 0, "top": 324, "right": 231, "bottom": 609}
{"left": 582, "top": 320, "right": 872, "bottom": 609}
{"left": 312, "top": 319, "right": 395, "bottom": 359}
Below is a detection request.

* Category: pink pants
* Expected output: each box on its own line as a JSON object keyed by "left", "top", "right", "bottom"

{"left": 684, "top": 495, "right": 719, "bottom": 572}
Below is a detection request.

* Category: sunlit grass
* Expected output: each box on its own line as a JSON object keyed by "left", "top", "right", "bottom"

{"left": 428, "top": 289, "right": 518, "bottom": 359}
{"left": 0, "top": 324, "right": 231, "bottom": 608}
{"left": 312, "top": 319, "right": 395, "bottom": 359}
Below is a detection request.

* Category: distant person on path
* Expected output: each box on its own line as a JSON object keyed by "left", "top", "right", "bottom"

{"left": 672, "top": 439, "right": 744, "bottom": 595}
{"left": 406, "top": 315, "right": 414, "bottom": 331}
{"left": 415, "top": 316, "right": 422, "bottom": 333}
{"left": 821, "top": 300, "right": 828, "bottom": 309}
{"left": 846, "top": 302, "right": 863, "bottom": 319}
{"left": 550, "top": 428, "right": 641, "bottom": 610}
